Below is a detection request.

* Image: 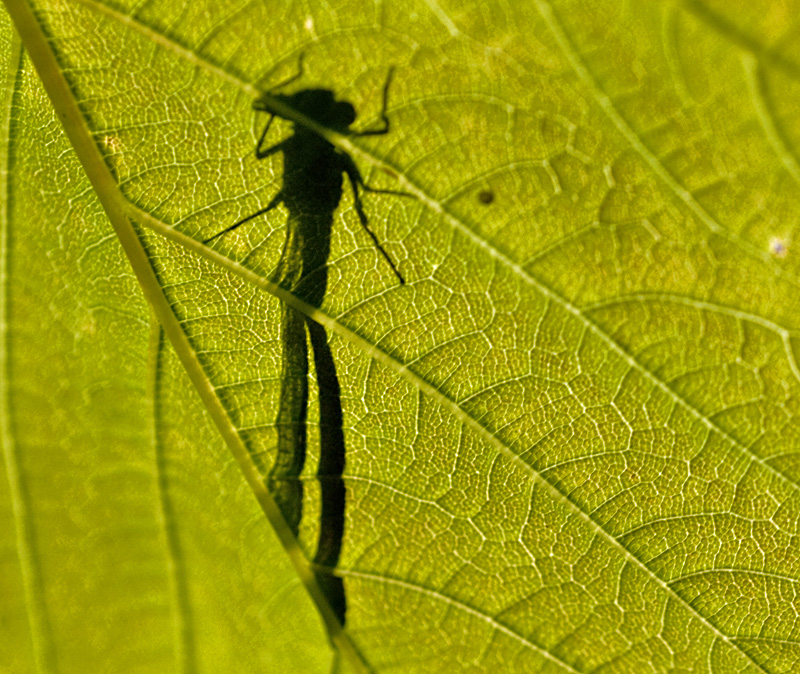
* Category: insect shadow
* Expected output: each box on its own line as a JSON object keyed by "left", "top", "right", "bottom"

{"left": 204, "top": 57, "right": 411, "bottom": 625}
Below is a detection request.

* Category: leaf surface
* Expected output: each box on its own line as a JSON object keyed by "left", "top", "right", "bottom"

{"left": 2, "top": 0, "right": 800, "bottom": 672}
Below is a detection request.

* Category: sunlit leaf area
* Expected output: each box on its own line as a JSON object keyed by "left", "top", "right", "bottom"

{"left": 2, "top": 1, "right": 800, "bottom": 672}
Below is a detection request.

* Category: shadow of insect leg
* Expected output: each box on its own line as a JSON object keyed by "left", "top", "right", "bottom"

{"left": 355, "top": 66, "right": 395, "bottom": 137}
{"left": 342, "top": 157, "right": 406, "bottom": 284}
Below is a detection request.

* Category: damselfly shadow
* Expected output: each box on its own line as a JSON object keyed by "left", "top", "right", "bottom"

{"left": 204, "top": 56, "right": 411, "bottom": 625}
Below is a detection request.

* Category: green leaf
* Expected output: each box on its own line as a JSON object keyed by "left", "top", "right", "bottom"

{"left": 3, "top": 0, "right": 800, "bottom": 672}
{"left": 0, "top": 5, "right": 333, "bottom": 674}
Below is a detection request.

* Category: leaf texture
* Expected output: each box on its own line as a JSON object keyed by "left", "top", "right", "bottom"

{"left": 2, "top": 0, "right": 800, "bottom": 672}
